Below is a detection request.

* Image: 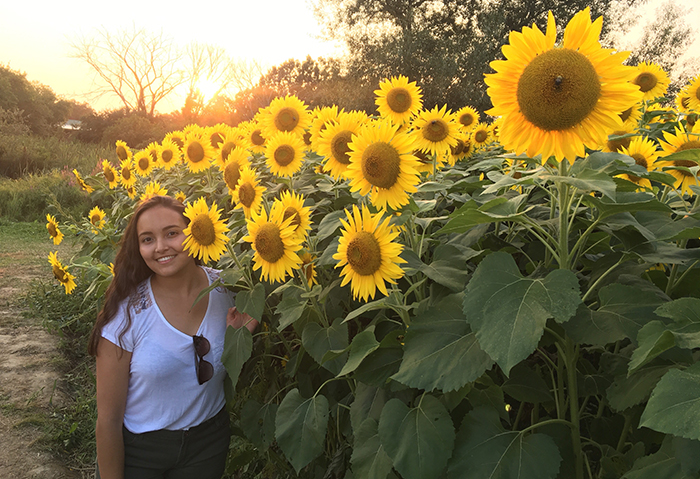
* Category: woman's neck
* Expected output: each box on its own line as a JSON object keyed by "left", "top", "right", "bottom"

{"left": 150, "top": 262, "right": 206, "bottom": 295}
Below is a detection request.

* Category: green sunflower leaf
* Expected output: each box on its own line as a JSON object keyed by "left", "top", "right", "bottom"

{"left": 275, "top": 389, "right": 330, "bottom": 473}
{"left": 351, "top": 418, "right": 394, "bottom": 479}
{"left": 222, "top": 325, "right": 253, "bottom": 390}
{"left": 640, "top": 363, "right": 700, "bottom": 441}
{"left": 236, "top": 281, "right": 265, "bottom": 321}
{"left": 391, "top": 293, "right": 493, "bottom": 392}
{"left": 378, "top": 396, "right": 455, "bottom": 479}
{"left": 463, "top": 252, "right": 581, "bottom": 375}
{"left": 446, "top": 406, "right": 561, "bottom": 479}
{"left": 302, "top": 318, "right": 348, "bottom": 375}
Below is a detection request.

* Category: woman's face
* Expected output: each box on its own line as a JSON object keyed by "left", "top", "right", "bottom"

{"left": 136, "top": 205, "right": 192, "bottom": 278}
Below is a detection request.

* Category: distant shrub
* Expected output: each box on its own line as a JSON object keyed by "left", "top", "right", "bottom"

{"left": 100, "top": 113, "right": 169, "bottom": 149}
{"left": 0, "top": 171, "right": 91, "bottom": 222}
{"left": 0, "top": 132, "right": 111, "bottom": 178}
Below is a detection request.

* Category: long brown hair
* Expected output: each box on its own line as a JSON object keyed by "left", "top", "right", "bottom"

{"left": 88, "top": 195, "right": 195, "bottom": 356}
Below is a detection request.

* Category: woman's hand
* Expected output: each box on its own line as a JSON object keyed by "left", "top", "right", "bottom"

{"left": 226, "top": 307, "right": 259, "bottom": 333}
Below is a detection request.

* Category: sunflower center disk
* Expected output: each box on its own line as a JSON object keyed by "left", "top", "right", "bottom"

{"left": 138, "top": 157, "right": 149, "bottom": 171}
{"left": 634, "top": 72, "right": 658, "bottom": 93}
{"left": 91, "top": 215, "right": 101, "bottom": 225}
{"left": 190, "top": 215, "right": 217, "bottom": 246}
{"left": 275, "top": 108, "right": 299, "bottom": 132}
{"left": 104, "top": 168, "right": 115, "bottom": 183}
{"left": 52, "top": 265, "right": 66, "bottom": 282}
{"left": 122, "top": 168, "right": 131, "bottom": 180}
{"left": 224, "top": 163, "right": 241, "bottom": 190}
{"left": 251, "top": 130, "right": 265, "bottom": 146}
{"left": 347, "top": 232, "right": 382, "bottom": 276}
{"left": 631, "top": 153, "right": 648, "bottom": 170}
{"left": 459, "top": 114, "right": 474, "bottom": 128}
{"left": 423, "top": 119, "right": 448, "bottom": 142}
{"left": 607, "top": 131, "right": 631, "bottom": 152}
{"left": 116, "top": 146, "right": 128, "bottom": 161}
{"left": 386, "top": 88, "right": 412, "bottom": 113}
{"left": 474, "top": 130, "right": 488, "bottom": 143}
{"left": 283, "top": 208, "right": 302, "bottom": 228}
{"left": 221, "top": 143, "right": 235, "bottom": 161}
{"left": 237, "top": 183, "right": 256, "bottom": 207}
{"left": 674, "top": 141, "right": 700, "bottom": 175}
{"left": 331, "top": 131, "right": 353, "bottom": 165}
{"left": 48, "top": 223, "right": 58, "bottom": 237}
{"left": 188, "top": 143, "right": 206, "bottom": 163}
{"left": 162, "top": 150, "right": 173, "bottom": 163}
{"left": 451, "top": 140, "right": 465, "bottom": 156}
{"left": 619, "top": 107, "right": 633, "bottom": 122}
{"left": 517, "top": 48, "right": 601, "bottom": 131}
{"left": 255, "top": 224, "right": 285, "bottom": 263}
{"left": 211, "top": 132, "right": 224, "bottom": 148}
{"left": 274, "top": 145, "right": 295, "bottom": 167}
{"left": 361, "top": 142, "right": 402, "bottom": 189}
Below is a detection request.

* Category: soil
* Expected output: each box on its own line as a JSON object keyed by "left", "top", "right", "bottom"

{"left": 0, "top": 264, "right": 83, "bottom": 479}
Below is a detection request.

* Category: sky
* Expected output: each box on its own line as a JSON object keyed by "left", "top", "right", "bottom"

{"left": 0, "top": 0, "right": 341, "bottom": 113}
{"left": 1, "top": 0, "right": 698, "bottom": 115}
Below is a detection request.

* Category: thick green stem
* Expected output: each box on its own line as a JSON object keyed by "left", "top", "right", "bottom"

{"left": 566, "top": 337, "right": 584, "bottom": 479}
{"left": 665, "top": 239, "right": 689, "bottom": 296}
{"left": 582, "top": 256, "right": 625, "bottom": 302}
{"left": 558, "top": 160, "right": 571, "bottom": 270}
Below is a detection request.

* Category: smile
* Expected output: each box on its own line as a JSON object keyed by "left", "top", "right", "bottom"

{"left": 157, "top": 255, "right": 175, "bottom": 263}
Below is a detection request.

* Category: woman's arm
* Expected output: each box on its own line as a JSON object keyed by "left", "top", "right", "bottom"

{"left": 95, "top": 338, "right": 132, "bottom": 479}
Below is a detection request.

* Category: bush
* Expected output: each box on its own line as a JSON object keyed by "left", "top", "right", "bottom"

{"left": 0, "top": 131, "right": 111, "bottom": 178}
{"left": 0, "top": 170, "right": 91, "bottom": 222}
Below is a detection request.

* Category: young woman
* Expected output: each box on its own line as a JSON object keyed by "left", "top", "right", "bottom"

{"left": 88, "top": 195, "right": 257, "bottom": 479}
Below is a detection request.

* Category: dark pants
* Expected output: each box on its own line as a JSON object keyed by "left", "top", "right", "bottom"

{"left": 97, "top": 407, "right": 231, "bottom": 479}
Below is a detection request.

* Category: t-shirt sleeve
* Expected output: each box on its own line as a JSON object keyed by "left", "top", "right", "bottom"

{"left": 100, "top": 301, "right": 135, "bottom": 352}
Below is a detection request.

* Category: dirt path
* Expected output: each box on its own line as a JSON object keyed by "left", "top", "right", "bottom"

{"left": 0, "top": 263, "right": 82, "bottom": 479}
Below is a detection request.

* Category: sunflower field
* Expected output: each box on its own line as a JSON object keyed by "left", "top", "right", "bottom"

{"left": 46, "top": 8, "right": 700, "bottom": 479}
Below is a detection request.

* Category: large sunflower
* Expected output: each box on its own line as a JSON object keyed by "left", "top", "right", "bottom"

{"left": 346, "top": 120, "right": 421, "bottom": 210}
{"left": 471, "top": 122, "right": 493, "bottom": 150}
{"left": 46, "top": 214, "right": 64, "bottom": 245}
{"left": 222, "top": 147, "right": 251, "bottom": 193}
{"left": 316, "top": 111, "right": 367, "bottom": 179}
{"left": 618, "top": 136, "right": 660, "bottom": 189}
{"left": 145, "top": 141, "right": 161, "bottom": 169}
{"left": 119, "top": 159, "right": 136, "bottom": 188}
{"left": 242, "top": 121, "right": 267, "bottom": 154}
{"left": 411, "top": 105, "right": 460, "bottom": 156}
{"left": 243, "top": 207, "right": 303, "bottom": 284}
{"left": 73, "top": 169, "right": 94, "bottom": 193}
{"left": 232, "top": 167, "right": 266, "bottom": 218}
{"left": 260, "top": 95, "right": 311, "bottom": 138}
{"left": 632, "top": 62, "right": 670, "bottom": 101}
{"left": 182, "top": 197, "right": 230, "bottom": 264}
{"left": 265, "top": 131, "right": 306, "bottom": 177}
{"left": 599, "top": 125, "right": 635, "bottom": 153}
{"left": 685, "top": 74, "right": 700, "bottom": 111}
{"left": 88, "top": 206, "right": 106, "bottom": 230}
{"left": 374, "top": 75, "right": 423, "bottom": 125}
{"left": 658, "top": 126, "right": 700, "bottom": 195}
{"left": 164, "top": 130, "right": 186, "bottom": 150}
{"left": 115, "top": 140, "right": 132, "bottom": 162}
{"left": 140, "top": 181, "right": 168, "bottom": 203}
{"left": 102, "top": 160, "right": 119, "bottom": 189}
{"left": 333, "top": 204, "right": 406, "bottom": 302}
{"left": 48, "top": 251, "right": 76, "bottom": 295}
{"left": 133, "top": 150, "right": 154, "bottom": 177}
{"left": 454, "top": 106, "right": 480, "bottom": 132}
{"left": 214, "top": 129, "right": 246, "bottom": 169}
{"left": 271, "top": 190, "right": 312, "bottom": 240}
{"left": 485, "top": 8, "right": 642, "bottom": 163}
{"left": 183, "top": 131, "right": 216, "bottom": 173}
{"left": 159, "top": 139, "right": 181, "bottom": 170}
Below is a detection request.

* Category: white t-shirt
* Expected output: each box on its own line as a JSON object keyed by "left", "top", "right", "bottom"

{"left": 101, "top": 266, "right": 232, "bottom": 434}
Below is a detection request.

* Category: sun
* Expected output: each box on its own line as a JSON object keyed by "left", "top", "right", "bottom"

{"left": 196, "top": 78, "right": 222, "bottom": 103}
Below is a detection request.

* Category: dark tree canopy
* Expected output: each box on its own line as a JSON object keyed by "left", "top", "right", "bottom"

{"left": 0, "top": 65, "right": 72, "bottom": 135}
